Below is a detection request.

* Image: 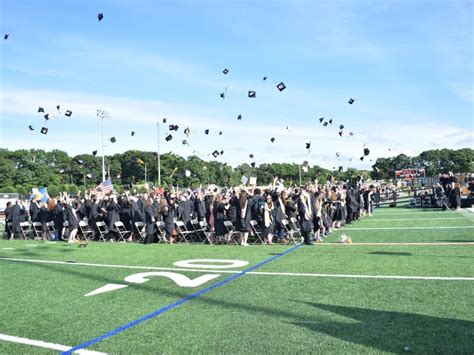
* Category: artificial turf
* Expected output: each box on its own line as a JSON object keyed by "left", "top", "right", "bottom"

{"left": 0, "top": 206, "right": 473, "bottom": 354}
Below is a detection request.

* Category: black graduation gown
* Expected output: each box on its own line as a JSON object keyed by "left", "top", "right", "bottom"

{"left": 29, "top": 202, "right": 40, "bottom": 222}
{"left": 162, "top": 203, "right": 176, "bottom": 236}
{"left": 52, "top": 203, "right": 65, "bottom": 233}
{"left": 213, "top": 202, "right": 226, "bottom": 236}
{"left": 194, "top": 198, "right": 206, "bottom": 221}
{"left": 228, "top": 195, "right": 239, "bottom": 225}
{"left": 119, "top": 199, "right": 132, "bottom": 231}
{"left": 285, "top": 200, "right": 297, "bottom": 220}
{"left": 10, "top": 204, "right": 22, "bottom": 234}
{"left": 178, "top": 199, "right": 192, "bottom": 225}
{"left": 236, "top": 199, "right": 253, "bottom": 233}
{"left": 106, "top": 201, "right": 121, "bottom": 232}
{"left": 251, "top": 195, "right": 264, "bottom": 225}
{"left": 38, "top": 206, "right": 51, "bottom": 232}
{"left": 449, "top": 187, "right": 461, "bottom": 208}
{"left": 64, "top": 205, "right": 79, "bottom": 229}
{"left": 297, "top": 196, "right": 314, "bottom": 241}
{"left": 144, "top": 204, "right": 156, "bottom": 240}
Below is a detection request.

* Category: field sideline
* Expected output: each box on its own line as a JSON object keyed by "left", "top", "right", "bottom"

{"left": 0, "top": 206, "right": 473, "bottom": 354}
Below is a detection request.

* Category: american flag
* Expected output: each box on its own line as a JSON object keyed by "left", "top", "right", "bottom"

{"left": 93, "top": 178, "right": 113, "bottom": 194}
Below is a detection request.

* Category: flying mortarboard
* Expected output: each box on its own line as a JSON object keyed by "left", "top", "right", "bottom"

{"left": 220, "top": 92, "right": 225, "bottom": 99}
{"left": 251, "top": 162, "right": 256, "bottom": 168}
{"left": 323, "top": 122, "right": 328, "bottom": 127}
{"left": 212, "top": 150, "right": 220, "bottom": 158}
{"left": 237, "top": 114, "right": 242, "bottom": 120}
{"left": 38, "top": 107, "right": 45, "bottom": 113}
{"left": 319, "top": 117, "right": 324, "bottom": 123}
{"left": 349, "top": 132, "right": 354, "bottom": 136}
{"left": 276, "top": 82, "right": 286, "bottom": 92}
{"left": 360, "top": 157, "right": 364, "bottom": 161}
{"left": 220, "top": 150, "right": 224, "bottom": 155}
{"left": 41, "top": 127, "right": 48, "bottom": 135}
{"left": 28, "top": 125, "right": 34, "bottom": 131}
{"left": 306, "top": 142, "right": 311, "bottom": 150}
{"left": 98, "top": 13, "right": 104, "bottom": 21}
{"left": 329, "top": 119, "right": 333, "bottom": 124}
{"left": 219, "top": 131, "right": 223, "bottom": 135}
{"left": 165, "top": 134, "right": 173, "bottom": 141}
{"left": 4, "top": 34, "right": 9, "bottom": 40}
{"left": 65, "top": 110, "right": 72, "bottom": 117}
{"left": 204, "top": 129, "right": 209, "bottom": 135}
{"left": 249, "top": 154, "right": 254, "bottom": 159}
{"left": 338, "top": 166, "right": 343, "bottom": 172}
{"left": 86, "top": 173, "right": 93, "bottom": 179}
{"left": 222, "top": 68, "right": 229, "bottom": 75}
{"left": 364, "top": 148, "right": 370, "bottom": 156}
{"left": 182, "top": 140, "right": 189, "bottom": 145}
{"left": 348, "top": 98, "right": 355, "bottom": 105}
{"left": 110, "top": 137, "right": 116, "bottom": 143}
{"left": 270, "top": 137, "right": 275, "bottom": 143}
{"left": 163, "top": 118, "right": 167, "bottom": 123}
{"left": 302, "top": 160, "right": 309, "bottom": 167}
{"left": 184, "top": 127, "right": 190, "bottom": 136}
{"left": 59, "top": 169, "right": 65, "bottom": 174}
{"left": 92, "top": 150, "right": 98, "bottom": 156}
{"left": 339, "top": 125, "right": 344, "bottom": 130}
{"left": 44, "top": 114, "right": 51, "bottom": 120}
{"left": 263, "top": 76, "right": 267, "bottom": 81}
{"left": 248, "top": 91, "right": 256, "bottom": 98}
{"left": 56, "top": 105, "right": 61, "bottom": 112}
{"left": 131, "top": 131, "right": 135, "bottom": 136}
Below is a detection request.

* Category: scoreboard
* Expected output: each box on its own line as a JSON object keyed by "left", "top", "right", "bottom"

{"left": 395, "top": 168, "right": 426, "bottom": 180}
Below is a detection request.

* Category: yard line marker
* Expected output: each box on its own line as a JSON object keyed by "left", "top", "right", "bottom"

{"left": 25, "top": 244, "right": 39, "bottom": 247}
{"left": 0, "top": 333, "right": 106, "bottom": 354}
{"left": 62, "top": 243, "right": 303, "bottom": 354}
{"left": 343, "top": 226, "right": 474, "bottom": 230}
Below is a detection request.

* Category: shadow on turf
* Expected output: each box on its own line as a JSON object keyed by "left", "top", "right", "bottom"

{"left": 368, "top": 251, "right": 411, "bottom": 256}
{"left": 293, "top": 302, "right": 474, "bottom": 353}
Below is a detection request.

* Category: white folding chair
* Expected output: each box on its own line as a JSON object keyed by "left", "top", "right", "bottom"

{"left": 95, "top": 221, "right": 109, "bottom": 242}
{"left": 250, "top": 220, "right": 265, "bottom": 245}
{"left": 190, "top": 219, "right": 206, "bottom": 243}
{"left": 223, "top": 220, "right": 240, "bottom": 245}
{"left": 134, "top": 222, "right": 147, "bottom": 243}
{"left": 281, "top": 219, "right": 299, "bottom": 244}
{"left": 199, "top": 220, "right": 214, "bottom": 245}
{"left": 46, "top": 221, "right": 56, "bottom": 240}
{"left": 114, "top": 221, "right": 132, "bottom": 242}
{"left": 155, "top": 221, "right": 168, "bottom": 244}
{"left": 78, "top": 221, "right": 93, "bottom": 242}
{"left": 32, "top": 222, "right": 44, "bottom": 240}
{"left": 19, "top": 222, "right": 31, "bottom": 240}
{"left": 174, "top": 221, "right": 194, "bottom": 244}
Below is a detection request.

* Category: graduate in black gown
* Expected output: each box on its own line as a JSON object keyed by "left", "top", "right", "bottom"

{"left": 144, "top": 198, "right": 156, "bottom": 244}
{"left": 237, "top": 190, "right": 253, "bottom": 246}
{"left": 10, "top": 200, "right": 22, "bottom": 239}
{"left": 29, "top": 197, "right": 40, "bottom": 222}
{"left": 297, "top": 191, "right": 315, "bottom": 245}
{"left": 4, "top": 202, "right": 12, "bottom": 239}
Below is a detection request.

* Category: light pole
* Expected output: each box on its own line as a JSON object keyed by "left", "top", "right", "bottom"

{"left": 157, "top": 120, "right": 161, "bottom": 186}
{"left": 97, "top": 109, "right": 110, "bottom": 182}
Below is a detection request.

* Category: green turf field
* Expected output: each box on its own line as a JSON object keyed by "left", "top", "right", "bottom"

{"left": 1, "top": 207, "right": 473, "bottom": 354}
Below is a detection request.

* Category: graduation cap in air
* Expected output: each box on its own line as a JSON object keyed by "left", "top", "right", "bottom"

{"left": 263, "top": 76, "right": 267, "bottom": 81}
{"left": 364, "top": 148, "right": 370, "bottom": 156}
{"left": 349, "top": 132, "right": 354, "bottom": 136}
{"left": 182, "top": 140, "right": 189, "bottom": 145}
{"left": 248, "top": 91, "right": 256, "bottom": 98}
{"left": 338, "top": 166, "right": 343, "bottom": 172}
{"left": 251, "top": 162, "right": 256, "bottom": 168}
{"left": 270, "top": 137, "right": 275, "bottom": 143}
{"left": 38, "top": 107, "right": 45, "bottom": 113}
{"left": 86, "top": 173, "right": 93, "bottom": 179}
{"left": 222, "top": 68, "right": 229, "bottom": 75}
{"left": 338, "top": 131, "right": 343, "bottom": 137}
{"left": 184, "top": 127, "right": 190, "bottom": 136}
{"left": 302, "top": 160, "right": 309, "bottom": 167}
{"left": 237, "top": 114, "right": 242, "bottom": 120}
{"left": 65, "top": 110, "right": 72, "bottom": 117}
{"left": 204, "top": 129, "right": 209, "bottom": 135}
{"left": 219, "top": 131, "right": 223, "bottom": 135}
{"left": 92, "top": 150, "right": 98, "bottom": 156}
{"left": 98, "top": 13, "right": 104, "bottom": 21}
{"left": 169, "top": 124, "right": 179, "bottom": 131}
{"left": 276, "top": 82, "right": 286, "bottom": 92}
{"left": 323, "top": 122, "right": 328, "bottom": 127}
{"left": 4, "top": 34, "right": 9, "bottom": 40}
{"left": 339, "top": 125, "right": 344, "bottom": 130}
{"left": 110, "top": 137, "right": 116, "bottom": 143}
{"left": 44, "top": 114, "right": 52, "bottom": 121}
{"left": 163, "top": 118, "right": 167, "bottom": 123}
{"left": 28, "top": 125, "right": 34, "bottom": 131}
{"left": 212, "top": 150, "right": 220, "bottom": 158}
{"left": 360, "top": 156, "right": 364, "bottom": 161}
{"left": 220, "top": 150, "right": 224, "bottom": 155}
{"left": 249, "top": 154, "right": 254, "bottom": 159}
{"left": 220, "top": 92, "right": 225, "bottom": 99}
{"left": 56, "top": 105, "right": 61, "bottom": 112}
{"left": 131, "top": 131, "right": 135, "bottom": 136}
{"left": 41, "top": 127, "right": 48, "bottom": 135}
{"left": 336, "top": 152, "right": 340, "bottom": 158}
{"left": 319, "top": 117, "right": 324, "bottom": 123}
{"left": 348, "top": 98, "right": 355, "bottom": 105}
{"left": 329, "top": 119, "right": 333, "bottom": 124}
{"left": 306, "top": 142, "right": 311, "bottom": 150}
{"left": 165, "top": 134, "right": 173, "bottom": 141}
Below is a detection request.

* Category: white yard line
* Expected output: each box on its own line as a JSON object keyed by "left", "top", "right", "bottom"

{"left": 1, "top": 248, "right": 15, "bottom": 250}
{"left": 343, "top": 226, "right": 474, "bottom": 230}
{"left": 362, "top": 217, "right": 468, "bottom": 221}
{"left": 318, "top": 242, "right": 474, "bottom": 246}
{"left": 25, "top": 244, "right": 39, "bottom": 247}
{"left": 0, "top": 257, "right": 472, "bottom": 281}
{"left": 0, "top": 333, "right": 106, "bottom": 354}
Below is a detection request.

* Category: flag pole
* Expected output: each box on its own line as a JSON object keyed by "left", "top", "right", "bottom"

{"left": 157, "top": 119, "right": 161, "bottom": 186}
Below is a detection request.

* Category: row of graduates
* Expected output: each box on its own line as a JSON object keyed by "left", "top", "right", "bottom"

{"left": 4, "top": 181, "right": 376, "bottom": 245}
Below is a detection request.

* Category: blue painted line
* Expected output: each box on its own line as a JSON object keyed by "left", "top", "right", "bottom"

{"left": 63, "top": 243, "right": 303, "bottom": 354}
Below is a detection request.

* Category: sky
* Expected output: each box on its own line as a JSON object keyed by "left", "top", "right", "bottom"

{"left": 0, "top": 0, "right": 473, "bottom": 171}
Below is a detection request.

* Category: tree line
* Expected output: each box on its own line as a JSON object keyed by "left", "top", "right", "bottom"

{"left": 0, "top": 148, "right": 471, "bottom": 197}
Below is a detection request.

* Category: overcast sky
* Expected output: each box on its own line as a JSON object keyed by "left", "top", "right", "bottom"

{"left": 1, "top": 0, "right": 472, "bottom": 170}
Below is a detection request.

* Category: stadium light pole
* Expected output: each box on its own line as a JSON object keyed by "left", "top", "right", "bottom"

{"left": 157, "top": 119, "right": 161, "bottom": 186}
{"left": 97, "top": 109, "right": 110, "bottom": 182}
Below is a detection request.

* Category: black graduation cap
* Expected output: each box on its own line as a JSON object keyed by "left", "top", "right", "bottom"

{"left": 92, "top": 150, "right": 98, "bottom": 156}
{"left": 237, "top": 114, "right": 242, "bottom": 120}
{"left": 4, "top": 34, "right": 9, "bottom": 40}
{"left": 248, "top": 91, "right": 256, "bottom": 98}
{"left": 182, "top": 140, "right": 189, "bottom": 145}
{"left": 339, "top": 125, "right": 344, "bottom": 130}
{"left": 212, "top": 150, "right": 220, "bottom": 158}
{"left": 276, "top": 82, "right": 286, "bottom": 92}
{"left": 165, "top": 134, "right": 173, "bottom": 141}
{"left": 44, "top": 114, "right": 51, "bottom": 120}
{"left": 56, "top": 105, "right": 61, "bottom": 112}
{"left": 336, "top": 152, "right": 340, "bottom": 157}
{"left": 204, "top": 129, "right": 209, "bottom": 135}
{"left": 263, "top": 76, "right": 267, "bottom": 81}
{"left": 184, "top": 127, "right": 190, "bottom": 136}
{"left": 364, "top": 148, "right": 370, "bottom": 156}
{"left": 338, "top": 166, "right": 343, "bottom": 172}
{"left": 41, "top": 127, "right": 48, "bottom": 135}
{"left": 220, "top": 150, "right": 224, "bottom": 155}
{"left": 270, "top": 137, "right": 275, "bottom": 143}
{"left": 219, "top": 131, "right": 223, "bottom": 135}
{"left": 223, "top": 68, "right": 229, "bottom": 75}
{"left": 348, "top": 98, "right": 355, "bottom": 105}
{"left": 349, "top": 132, "right": 354, "bottom": 136}
{"left": 65, "top": 110, "right": 72, "bottom": 117}
{"left": 302, "top": 160, "right": 309, "bottom": 167}
{"left": 306, "top": 142, "right": 311, "bottom": 150}
{"left": 323, "top": 122, "right": 328, "bottom": 127}
{"left": 110, "top": 137, "right": 116, "bottom": 143}
{"left": 249, "top": 154, "right": 254, "bottom": 159}
{"left": 329, "top": 119, "right": 333, "bottom": 124}
{"left": 163, "top": 118, "right": 167, "bottom": 123}
{"left": 131, "top": 131, "right": 135, "bottom": 136}
{"left": 98, "top": 13, "right": 104, "bottom": 21}
{"left": 38, "top": 107, "right": 45, "bottom": 113}
{"left": 220, "top": 92, "right": 225, "bottom": 99}
{"left": 28, "top": 125, "right": 34, "bottom": 131}
{"left": 251, "top": 162, "right": 256, "bottom": 168}
{"left": 319, "top": 117, "right": 324, "bottom": 123}
{"left": 338, "top": 131, "right": 343, "bottom": 137}
{"left": 360, "top": 156, "right": 364, "bottom": 161}
{"left": 169, "top": 124, "right": 179, "bottom": 131}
